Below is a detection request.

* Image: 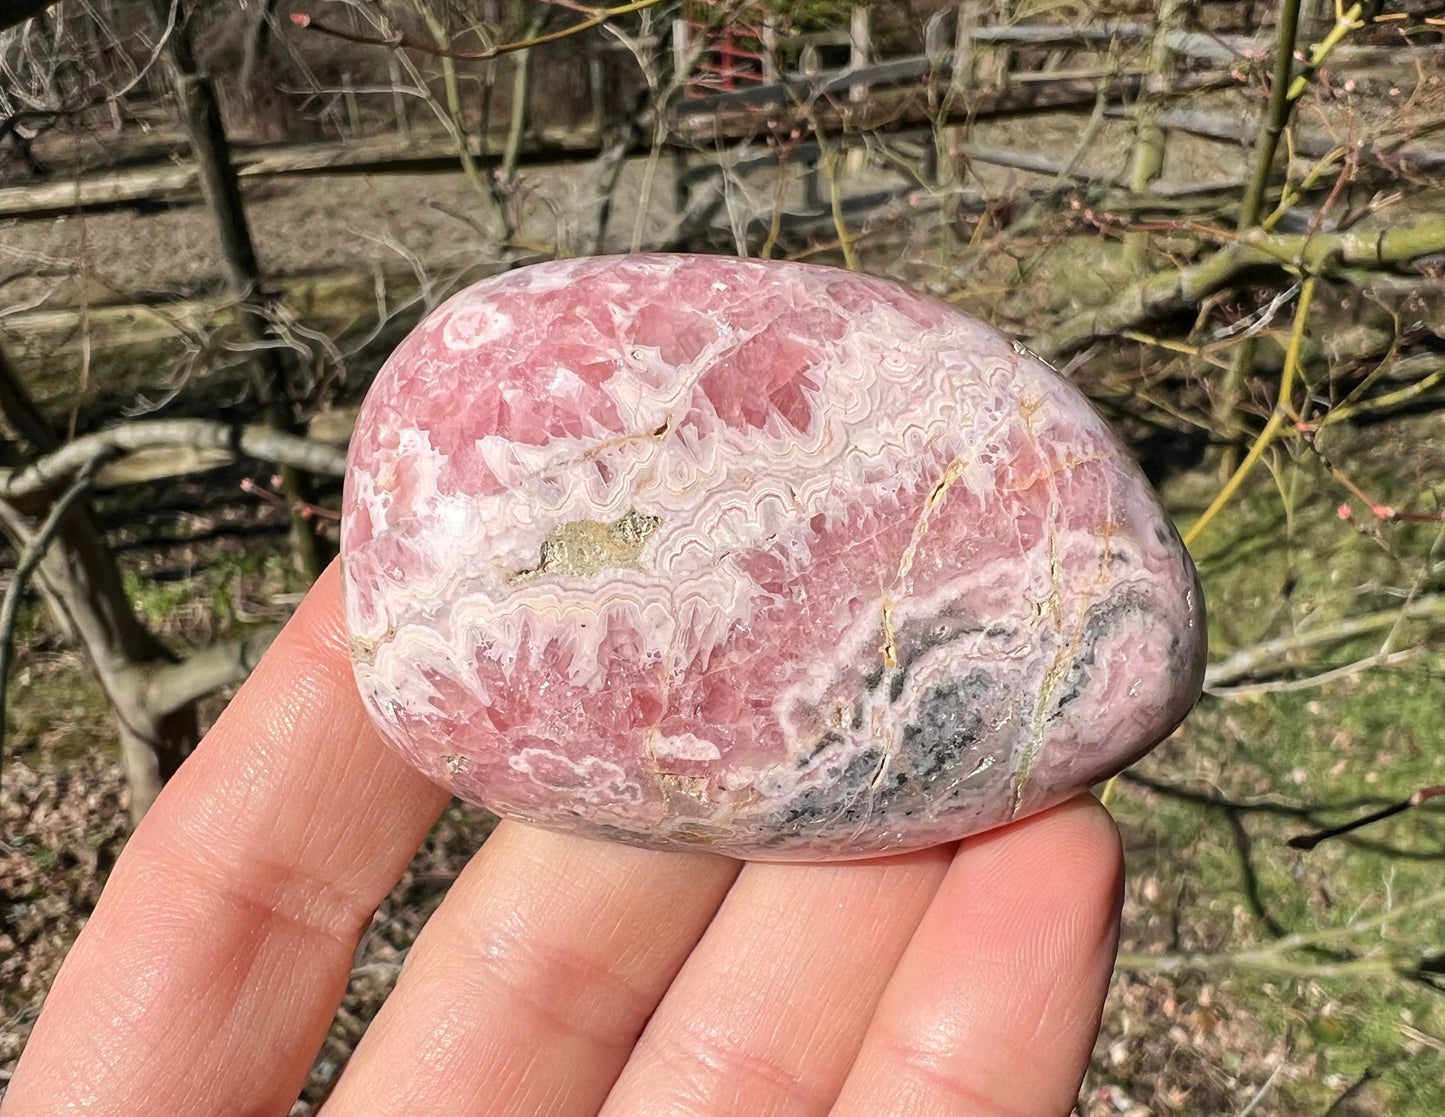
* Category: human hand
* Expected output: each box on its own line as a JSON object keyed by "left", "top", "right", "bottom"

{"left": 5, "top": 562, "right": 1124, "bottom": 1116}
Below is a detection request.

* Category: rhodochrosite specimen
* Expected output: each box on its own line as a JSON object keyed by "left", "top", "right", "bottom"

{"left": 342, "top": 255, "right": 1206, "bottom": 859}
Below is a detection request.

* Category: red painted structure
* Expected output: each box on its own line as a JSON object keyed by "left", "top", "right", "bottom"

{"left": 684, "top": 21, "right": 768, "bottom": 98}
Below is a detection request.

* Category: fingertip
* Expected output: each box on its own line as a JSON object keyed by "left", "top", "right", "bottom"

{"left": 829, "top": 797, "right": 1126, "bottom": 1117}
{"left": 970, "top": 793, "right": 1125, "bottom": 915}
{"left": 972, "top": 791, "right": 1122, "bottom": 857}
{"left": 955, "top": 794, "right": 1124, "bottom": 984}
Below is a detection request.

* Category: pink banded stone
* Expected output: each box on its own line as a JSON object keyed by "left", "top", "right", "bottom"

{"left": 342, "top": 254, "right": 1206, "bottom": 859}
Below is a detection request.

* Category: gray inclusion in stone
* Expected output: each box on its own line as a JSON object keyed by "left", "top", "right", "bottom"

{"left": 773, "top": 588, "right": 1172, "bottom": 843}
{"left": 773, "top": 668, "right": 1019, "bottom": 839}
{"left": 898, "top": 673, "right": 993, "bottom": 782}
{"left": 1044, "top": 590, "right": 1148, "bottom": 722}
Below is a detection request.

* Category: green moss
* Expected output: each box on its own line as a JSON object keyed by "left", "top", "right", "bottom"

{"left": 119, "top": 547, "right": 308, "bottom": 639}
{"left": 2, "top": 657, "right": 111, "bottom": 766}
{"left": 122, "top": 569, "right": 191, "bottom": 627}
{"left": 3, "top": 540, "right": 309, "bottom": 769}
{"left": 1114, "top": 415, "right": 1445, "bottom": 1115}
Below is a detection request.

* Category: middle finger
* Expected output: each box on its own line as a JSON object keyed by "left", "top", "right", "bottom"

{"left": 597, "top": 844, "right": 954, "bottom": 1117}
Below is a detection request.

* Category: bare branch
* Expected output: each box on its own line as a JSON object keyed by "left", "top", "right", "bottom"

{"left": 1206, "top": 645, "right": 1428, "bottom": 698}
{"left": 1116, "top": 886, "right": 1445, "bottom": 979}
{"left": 1031, "top": 219, "right": 1445, "bottom": 356}
{"left": 290, "top": 0, "right": 666, "bottom": 62}
{"left": 1202, "top": 593, "right": 1445, "bottom": 688}
{"left": 143, "top": 625, "right": 283, "bottom": 718}
{"left": 1288, "top": 786, "right": 1445, "bottom": 851}
{"left": 1237, "top": 0, "right": 1304, "bottom": 232}
{"left": 0, "top": 419, "right": 348, "bottom": 500}
{"left": 1183, "top": 275, "right": 1318, "bottom": 549}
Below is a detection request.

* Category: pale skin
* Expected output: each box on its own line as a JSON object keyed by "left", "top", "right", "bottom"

{"left": 5, "top": 562, "right": 1125, "bottom": 1117}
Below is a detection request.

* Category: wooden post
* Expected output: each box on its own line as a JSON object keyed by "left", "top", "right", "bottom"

{"left": 672, "top": 149, "right": 691, "bottom": 218}
{"left": 145, "top": 0, "right": 324, "bottom": 579}
{"left": 923, "top": 11, "right": 948, "bottom": 185}
{"left": 239, "top": 0, "right": 278, "bottom": 111}
{"left": 848, "top": 5, "right": 871, "bottom": 101}
{"left": 930, "top": 5, "right": 981, "bottom": 190}
{"left": 492, "top": 5, "right": 549, "bottom": 239}
{"left": 1303, "top": 0, "right": 1333, "bottom": 37}
{"left": 672, "top": 18, "right": 692, "bottom": 97}
{"left": 925, "top": 10, "right": 949, "bottom": 59}
{"left": 798, "top": 35, "right": 823, "bottom": 208}
{"left": 388, "top": 54, "right": 411, "bottom": 143}
{"left": 669, "top": 17, "right": 693, "bottom": 212}
{"left": 802, "top": 156, "right": 823, "bottom": 211}
{"left": 1124, "top": 0, "right": 1186, "bottom": 270}
{"left": 846, "top": 6, "right": 870, "bottom": 172}
{"left": 951, "top": 3, "right": 977, "bottom": 97}
{"left": 975, "top": 0, "right": 1011, "bottom": 87}
{"left": 341, "top": 71, "right": 362, "bottom": 137}
{"left": 502, "top": 24, "right": 540, "bottom": 181}
{"left": 761, "top": 17, "right": 779, "bottom": 82}
{"left": 589, "top": 49, "right": 607, "bottom": 140}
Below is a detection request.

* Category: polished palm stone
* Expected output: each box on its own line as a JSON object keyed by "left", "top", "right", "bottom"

{"left": 341, "top": 254, "right": 1206, "bottom": 859}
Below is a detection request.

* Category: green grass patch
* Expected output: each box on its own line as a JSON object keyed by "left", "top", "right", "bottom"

{"left": 1108, "top": 418, "right": 1445, "bottom": 1115}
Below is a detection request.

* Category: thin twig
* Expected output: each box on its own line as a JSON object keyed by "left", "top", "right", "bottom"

{"left": 1236, "top": 1061, "right": 1286, "bottom": 1117}
{"left": 1286, "top": 3, "right": 1365, "bottom": 101}
{"left": 290, "top": 0, "right": 665, "bottom": 62}
{"left": 401, "top": 0, "right": 504, "bottom": 225}
{"left": 1288, "top": 787, "right": 1445, "bottom": 851}
{"left": 1203, "top": 594, "right": 1445, "bottom": 687}
{"left": 1206, "top": 646, "right": 1428, "bottom": 698}
{"left": 1185, "top": 275, "right": 1317, "bottom": 548}
{"left": 1117, "top": 887, "right": 1445, "bottom": 978}
{"left": 0, "top": 457, "right": 109, "bottom": 765}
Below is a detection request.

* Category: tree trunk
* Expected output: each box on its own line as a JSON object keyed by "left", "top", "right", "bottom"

{"left": 147, "top": 0, "right": 325, "bottom": 580}
{"left": 239, "top": 0, "right": 280, "bottom": 111}
{"left": 0, "top": 348, "right": 196, "bottom": 819}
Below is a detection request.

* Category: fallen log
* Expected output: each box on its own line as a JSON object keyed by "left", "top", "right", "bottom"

{"left": 0, "top": 417, "right": 349, "bottom": 498}
{"left": 970, "top": 21, "right": 1422, "bottom": 68}
{"left": 0, "top": 68, "right": 1240, "bottom": 220}
{"left": 0, "top": 126, "right": 606, "bottom": 218}
{"left": 0, "top": 262, "right": 501, "bottom": 411}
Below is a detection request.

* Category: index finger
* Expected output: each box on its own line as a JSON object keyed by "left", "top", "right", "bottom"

{"left": 4, "top": 562, "right": 450, "bottom": 1116}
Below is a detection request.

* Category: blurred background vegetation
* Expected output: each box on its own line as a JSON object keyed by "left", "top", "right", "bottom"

{"left": 2, "top": 0, "right": 1444, "bottom": 1111}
